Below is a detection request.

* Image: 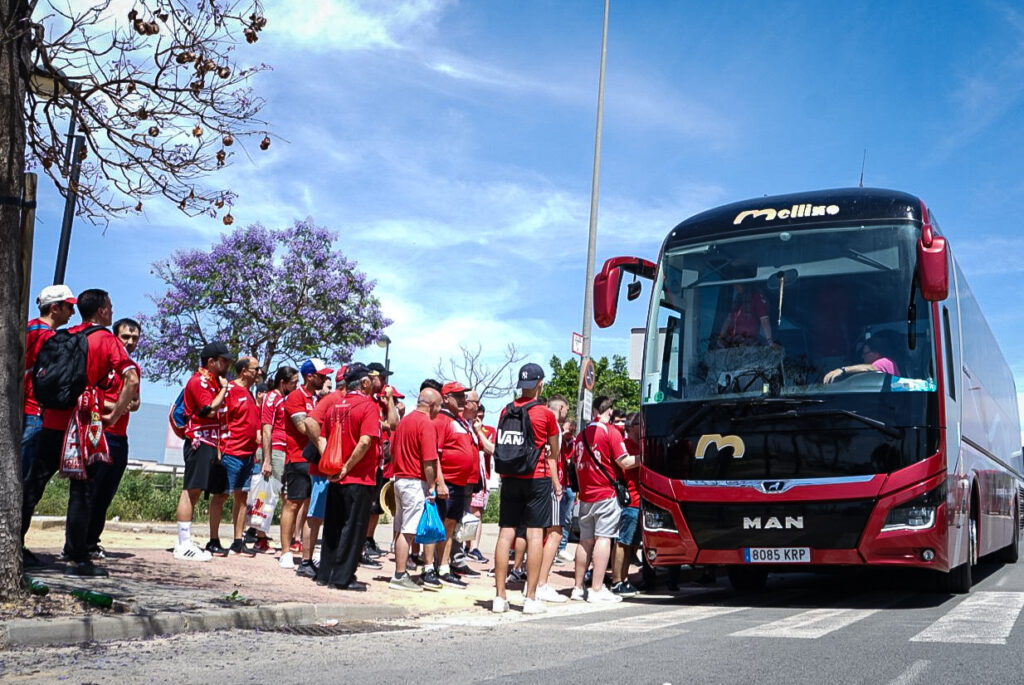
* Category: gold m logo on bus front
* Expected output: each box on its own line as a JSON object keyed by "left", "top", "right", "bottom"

{"left": 733, "top": 204, "right": 839, "bottom": 225}
{"left": 695, "top": 434, "right": 745, "bottom": 459}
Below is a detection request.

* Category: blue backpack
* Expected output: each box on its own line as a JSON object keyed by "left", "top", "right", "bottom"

{"left": 168, "top": 388, "right": 188, "bottom": 439}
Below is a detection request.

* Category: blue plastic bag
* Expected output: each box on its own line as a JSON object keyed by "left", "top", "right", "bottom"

{"left": 415, "top": 501, "right": 446, "bottom": 544}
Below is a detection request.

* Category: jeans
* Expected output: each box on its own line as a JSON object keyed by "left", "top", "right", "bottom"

{"left": 21, "top": 414, "right": 43, "bottom": 482}
{"left": 558, "top": 487, "right": 576, "bottom": 551}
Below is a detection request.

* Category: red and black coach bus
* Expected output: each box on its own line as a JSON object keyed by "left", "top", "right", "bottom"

{"left": 595, "top": 188, "right": 1022, "bottom": 593}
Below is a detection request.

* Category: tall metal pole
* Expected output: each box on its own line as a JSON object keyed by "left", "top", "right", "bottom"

{"left": 577, "top": 0, "right": 610, "bottom": 429}
{"left": 53, "top": 95, "right": 79, "bottom": 285}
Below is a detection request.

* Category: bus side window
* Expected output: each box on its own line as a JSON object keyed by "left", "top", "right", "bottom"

{"left": 943, "top": 306, "right": 956, "bottom": 400}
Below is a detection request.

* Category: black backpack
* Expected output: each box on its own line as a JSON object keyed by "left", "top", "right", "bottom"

{"left": 493, "top": 400, "right": 543, "bottom": 476}
{"left": 32, "top": 325, "right": 106, "bottom": 410}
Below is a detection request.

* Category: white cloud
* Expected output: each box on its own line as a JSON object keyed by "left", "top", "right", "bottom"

{"left": 267, "top": 0, "right": 452, "bottom": 52}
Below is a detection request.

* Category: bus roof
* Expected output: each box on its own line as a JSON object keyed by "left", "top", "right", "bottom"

{"left": 666, "top": 187, "right": 925, "bottom": 247}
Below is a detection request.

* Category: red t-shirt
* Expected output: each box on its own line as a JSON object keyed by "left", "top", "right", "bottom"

{"left": 260, "top": 389, "right": 287, "bottom": 450}
{"left": 283, "top": 386, "right": 317, "bottom": 464}
{"left": 221, "top": 383, "right": 260, "bottom": 455}
{"left": 391, "top": 410, "right": 438, "bottom": 481}
{"left": 24, "top": 318, "right": 55, "bottom": 417}
{"left": 500, "top": 398, "right": 559, "bottom": 480}
{"left": 321, "top": 392, "right": 381, "bottom": 486}
{"left": 183, "top": 368, "right": 226, "bottom": 447}
{"left": 434, "top": 411, "right": 478, "bottom": 487}
{"left": 613, "top": 436, "right": 641, "bottom": 507}
{"left": 103, "top": 360, "right": 141, "bottom": 437}
{"left": 574, "top": 421, "right": 629, "bottom": 503}
{"left": 42, "top": 324, "right": 133, "bottom": 432}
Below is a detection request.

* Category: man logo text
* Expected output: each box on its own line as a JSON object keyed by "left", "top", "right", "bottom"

{"left": 695, "top": 434, "right": 745, "bottom": 459}
{"left": 733, "top": 204, "right": 839, "bottom": 225}
{"left": 743, "top": 516, "right": 804, "bottom": 530}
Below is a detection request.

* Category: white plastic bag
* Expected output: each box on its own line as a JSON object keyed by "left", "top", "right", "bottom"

{"left": 454, "top": 512, "right": 480, "bottom": 543}
{"left": 246, "top": 474, "right": 281, "bottom": 534}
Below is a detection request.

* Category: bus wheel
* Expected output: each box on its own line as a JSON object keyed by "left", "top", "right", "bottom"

{"left": 944, "top": 509, "right": 976, "bottom": 594}
{"left": 998, "top": 500, "right": 1020, "bottom": 564}
{"left": 728, "top": 567, "right": 767, "bottom": 593}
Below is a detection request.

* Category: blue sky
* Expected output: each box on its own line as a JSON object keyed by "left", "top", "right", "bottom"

{"left": 27, "top": 0, "right": 1024, "bottom": 417}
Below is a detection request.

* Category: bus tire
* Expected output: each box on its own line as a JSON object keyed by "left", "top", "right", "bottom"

{"left": 728, "top": 567, "right": 767, "bottom": 593}
{"left": 944, "top": 508, "right": 977, "bottom": 594}
{"left": 998, "top": 500, "right": 1019, "bottom": 564}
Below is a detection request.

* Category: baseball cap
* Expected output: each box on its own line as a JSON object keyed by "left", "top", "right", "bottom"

{"left": 344, "top": 362, "right": 370, "bottom": 384}
{"left": 300, "top": 358, "right": 333, "bottom": 377}
{"left": 516, "top": 363, "right": 545, "bottom": 389}
{"left": 367, "top": 362, "right": 392, "bottom": 377}
{"left": 441, "top": 381, "right": 468, "bottom": 396}
{"left": 200, "top": 341, "right": 235, "bottom": 362}
{"left": 37, "top": 284, "right": 77, "bottom": 307}
{"left": 335, "top": 364, "right": 349, "bottom": 383}
{"left": 383, "top": 385, "right": 405, "bottom": 399}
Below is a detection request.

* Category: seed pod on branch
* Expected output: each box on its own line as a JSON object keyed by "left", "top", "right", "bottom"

{"left": 223, "top": 212, "right": 234, "bottom": 225}
{"left": 259, "top": 135, "right": 270, "bottom": 150}
{"left": 222, "top": 134, "right": 233, "bottom": 146}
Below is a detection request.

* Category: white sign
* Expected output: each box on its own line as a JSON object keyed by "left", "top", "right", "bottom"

{"left": 581, "top": 389, "right": 593, "bottom": 423}
{"left": 571, "top": 331, "right": 584, "bottom": 356}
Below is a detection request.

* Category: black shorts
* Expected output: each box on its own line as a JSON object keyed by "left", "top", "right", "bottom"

{"left": 369, "top": 467, "right": 387, "bottom": 516}
{"left": 284, "top": 461, "right": 312, "bottom": 501}
{"left": 183, "top": 441, "right": 227, "bottom": 494}
{"left": 498, "top": 477, "right": 552, "bottom": 529}
{"left": 437, "top": 483, "right": 468, "bottom": 523}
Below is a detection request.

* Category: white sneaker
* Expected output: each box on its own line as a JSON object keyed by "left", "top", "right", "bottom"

{"left": 570, "top": 586, "right": 587, "bottom": 601}
{"left": 523, "top": 597, "right": 548, "bottom": 615}
{"left": 556, "top": 549, "right": 574, "bottom": 563}
{"left": 586, "top": 587, "right": 623, "bottom": 604}
{"left": 173, "top": 541, "right": 212, "bottom": 562}
{"left": 491, "top": 596, "right": 509, "bottom": 613}
{"left": 536, "top": 584, "right": 568, "bottom": 603}
{"left": 278, "top": 551, "right": 295, "bottom": 569}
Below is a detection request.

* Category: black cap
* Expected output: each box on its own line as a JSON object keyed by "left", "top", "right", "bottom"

{"left": 200, "top": 341, "right": 235, "bottom": 363}
{"left": 516, "top": 362, "right": 544, "bottom": 390}
{"left": 344, "top": 362, "right": 371, "bottom": 384}
{"left": 367, "top": 362, "right": 392, "bottom": 377}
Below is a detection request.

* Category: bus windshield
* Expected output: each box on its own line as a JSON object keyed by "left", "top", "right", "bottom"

{"left": 643, "top": 223, "right": 936, "bottom": 404}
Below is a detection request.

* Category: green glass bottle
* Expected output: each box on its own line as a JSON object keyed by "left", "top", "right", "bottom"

{"left": 25, "top": 576, "right": 49, "bottom": 596}
{"left": 70, "top": 589, "right": 113, "bottom": 608}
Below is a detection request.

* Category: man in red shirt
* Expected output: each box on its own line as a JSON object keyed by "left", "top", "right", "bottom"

{"left": 307, "top": 363, "right": 381, "bottom": 591}
{"left": 492, "top": 363, "right": 560, "bottom": 615}
{"left": 76, "top": 317, "right": 142, "bottom": 560}
{"left": 571, "top": 396, "right": 631, "bottom": 604}
{"left": 217, "top": 356, "right": 263, "bottom": 556}
{"left": 278, "top": 358, "right": 332, "bottom": 570}
{"left": 21, "top": 288, "right": 139, "bottom": 577}
{"left": 174, "top": 340, "right": 234, "bottom": 562}
{"left": 21, "top": 285, "right": 76, "bottom": 485}
{"left": 430, "top": 381, "right": 481, "bottom": 587}
{"left": 610, "top": 411, "right": 642, "bottom": 597}
{"left": 363, "top": 362, "right": 400, "bottom": 561}
{"left": 388, "top": 386, "right": 443, "bottom": 591}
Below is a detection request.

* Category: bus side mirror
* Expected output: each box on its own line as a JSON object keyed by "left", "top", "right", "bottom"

{"left": 593, "top": 256, "right": 657, "bottom": 328}
{"left": 918, "top": 235, "right": 948, "bottom": 301}
{"left": 594, "top": 261, "right": 625, "bottom": 328}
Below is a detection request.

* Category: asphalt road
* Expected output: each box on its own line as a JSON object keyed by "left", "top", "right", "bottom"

{"left": 5, "top": 557, "right": 1024, "bottom": 684}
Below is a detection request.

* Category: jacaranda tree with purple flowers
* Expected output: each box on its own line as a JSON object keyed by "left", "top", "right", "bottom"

{"left": 135, "top": 219, "right": 390, "bottom": 381}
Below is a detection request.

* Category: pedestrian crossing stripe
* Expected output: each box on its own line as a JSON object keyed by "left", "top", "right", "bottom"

{"left": 569, "top": 605, "right": 745, "bottom": 632}
{"left": 730, "top": 607, "right": 880, "bottom": 639}
{"left": 910, "top": 591, "right": 1024, "bottom": 645}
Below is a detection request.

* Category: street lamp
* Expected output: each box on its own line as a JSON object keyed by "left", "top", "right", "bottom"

{"left": 29, "top": 66, "right": 83, "bottom": 286}
{"left": 577, "top": 0, "right": 610, "bottom": 429}
{"left": 376, "top": 334, "right": 391, "bottom": 375}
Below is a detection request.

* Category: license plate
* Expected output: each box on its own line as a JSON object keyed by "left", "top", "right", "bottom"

{"left": 744, "top": 547, "right": 811, "bottom": 563}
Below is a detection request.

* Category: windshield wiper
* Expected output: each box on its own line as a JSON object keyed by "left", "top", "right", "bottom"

{"left": 732, "top": 407, "right": 902, "bottom": 439}
{"left": 845, "top": 248, "right": 890, "bottom": 272}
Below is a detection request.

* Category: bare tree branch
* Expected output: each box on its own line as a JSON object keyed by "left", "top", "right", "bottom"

{"left": 435, "top": 342, "right": 527, "bottom": 400}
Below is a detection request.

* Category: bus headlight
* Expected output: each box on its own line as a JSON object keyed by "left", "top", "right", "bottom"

{"left": 642, "top": 500, "right": 678, "bottom": 533}
{"left": 882, "top": 483, "right": 946, "bottom": 532}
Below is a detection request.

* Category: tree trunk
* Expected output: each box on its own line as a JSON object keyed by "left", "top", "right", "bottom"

{"left": 0, "top": 0, "right": 31, "bottom": 599}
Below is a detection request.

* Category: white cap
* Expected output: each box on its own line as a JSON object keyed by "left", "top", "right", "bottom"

{"left": 36, "top": 284, "right": 77, "bottom": 308}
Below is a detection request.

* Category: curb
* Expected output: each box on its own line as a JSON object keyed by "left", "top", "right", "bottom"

{"left": 0, "top": 602, "right": 409, "bottom": 650}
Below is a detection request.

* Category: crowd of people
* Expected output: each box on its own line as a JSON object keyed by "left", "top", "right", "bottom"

{"left": 19, "top": 285, "right": 651, "bottom": 609}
